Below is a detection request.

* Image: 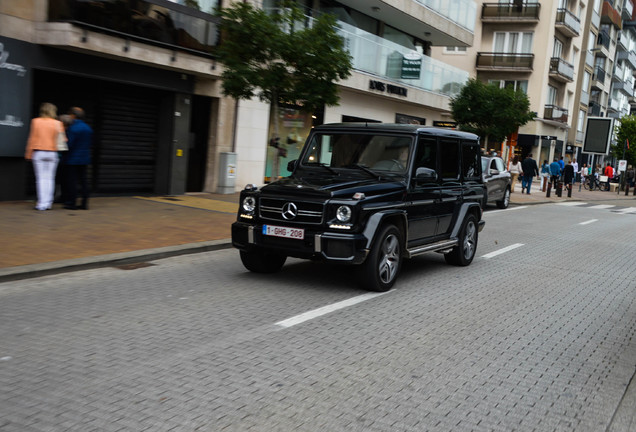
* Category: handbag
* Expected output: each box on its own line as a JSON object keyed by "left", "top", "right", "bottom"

{"left": 56, "top": 124, "right": 68, "bottom": 152}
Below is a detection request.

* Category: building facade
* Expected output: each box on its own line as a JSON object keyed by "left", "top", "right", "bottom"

{"left": 0, "top": 0, "right": 476, "bottom": 200}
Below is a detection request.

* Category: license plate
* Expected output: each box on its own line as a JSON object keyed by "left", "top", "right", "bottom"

{"left": 262, "top": 225, "right": 304, "bottom": 240}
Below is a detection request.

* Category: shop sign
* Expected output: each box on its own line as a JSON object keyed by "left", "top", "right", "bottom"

{"left": 369, "top": 80, "right": 408, "bottom": 97}
{"left": 401, "top": 51, "right": 422, "bottom": 79}
{"left": 0, "top": 37, "right": 31, "bottom": 157}
{"left": 433, "top": 121, "right": 457, "bottom": 128}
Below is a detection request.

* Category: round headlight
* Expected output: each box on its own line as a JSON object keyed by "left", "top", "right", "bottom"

{"left": 242, "top": 196, "right": 256, "bottom": 212}
{"left": 336, "top": 205, "right": 352, "bottom": 222}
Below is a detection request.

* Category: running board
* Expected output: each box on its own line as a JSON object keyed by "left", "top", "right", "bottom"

{"left": 406, "top": 239, "right": 458, "bottom": 258}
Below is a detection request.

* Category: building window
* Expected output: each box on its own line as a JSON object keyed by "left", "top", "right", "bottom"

{"left": 489, "top": 80, "right": 529, "bottom": 93}
{"left": 548, "top": 85, "right": 558, "bottom": 105}
{"left": 494, "top": 32, "right": 534, "bottom": 53}
{"left": 444, "top": 46, "right": 467, "bottom": 53}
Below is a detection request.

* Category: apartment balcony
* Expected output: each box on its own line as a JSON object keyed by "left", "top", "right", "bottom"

{"left": 481, "top": 2, "right": 540, "bottom": 23}
{"left": 549, "top": 57, "right": 575, "bottom": 82}
{"left": 555, "top": 8, "right": 581, "bottom": 37}
{"left": 613, "top": 80, "right": 635, "bottom": 97}
{"left": 617, "top": 50, "right": 636, "bottom": 69}
{"left": 601, "top": 1, "right": 623, "bottom": 29}
{"left": 544, "top": 105, "right": 569, "bottom": 123}
{"left": 622, "top": 0, "right": 634, "bottom": 20}
{"left": 338, "top": 22, "right": 469, "bottom": 97}
{"left": 476, "top": 52, "right": 534, "bottom": 71}
{"left": 337, "top": 0, "right": 475, "bottom": 46}
{"left": 47, "top": 0, "right": 219, "bottom": 56}
{"left": 589, "top": 100, "right": 603, "bottom": 116}
{"left": 592, "top": 66, "right": 607, "bottom": 90}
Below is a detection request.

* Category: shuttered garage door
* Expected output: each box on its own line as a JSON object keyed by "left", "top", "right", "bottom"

{"left": 97, "top": 89, "right": 160, "bottom": 192}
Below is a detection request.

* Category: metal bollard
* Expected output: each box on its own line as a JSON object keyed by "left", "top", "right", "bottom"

{"left": 546, "top": 182, "right": 552, "bottom": 198}
{"left": 567, "top": 183, "right": 572, "bottom": 198}
{"left": 626, "top": 183, "right": 630, "bottom": 196}
{"left": 556, "top": 181, "right": 562, "bottom": 197}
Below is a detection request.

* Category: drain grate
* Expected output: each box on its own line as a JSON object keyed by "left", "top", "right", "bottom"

{"left": 114, "top": 262, "right": 156, "bottom": 270}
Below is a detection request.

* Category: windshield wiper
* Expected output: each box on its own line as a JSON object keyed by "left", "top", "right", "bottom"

{"left": 349, "top": 164, "right": 381, "bottom": 180}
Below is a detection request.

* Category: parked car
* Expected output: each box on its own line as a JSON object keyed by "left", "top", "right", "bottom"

{"left": 232, "top": 123, "right": 486, "bottom": 292}
{"left": 481, "top": 155, "right": 511, "bottom": 209}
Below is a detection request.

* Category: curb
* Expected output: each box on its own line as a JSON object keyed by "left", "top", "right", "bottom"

{"left": 0, "top": 239, "right": 233, "bottom": 283}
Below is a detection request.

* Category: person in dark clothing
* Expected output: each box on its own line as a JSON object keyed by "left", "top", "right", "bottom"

{"left": 521, "top": 153, "right": 539, "bottom": 194}
{"left": 563, "top": 160, "right": 575, "bottom": 193}
{"left": 63, "top": 107, "right": 93, "bottom": 210}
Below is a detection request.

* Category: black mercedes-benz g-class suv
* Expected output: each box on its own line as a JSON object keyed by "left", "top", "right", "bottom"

{"left": 232, "top": 123, "right": 485, "bottom": 292}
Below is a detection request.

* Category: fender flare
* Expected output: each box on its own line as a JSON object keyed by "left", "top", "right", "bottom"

{"left": 361, "top": 209, "right": 408, "bottom": 250}
{"left": 450, "top": 202, "right": 482, "bottom": 238}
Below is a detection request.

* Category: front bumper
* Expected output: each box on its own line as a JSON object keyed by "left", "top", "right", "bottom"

{"left": 231, "top": 222, "right": 369, "bottom": 264}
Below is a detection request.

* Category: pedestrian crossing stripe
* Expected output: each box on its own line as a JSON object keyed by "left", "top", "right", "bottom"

{"left": 556, "top": 202, "right": 587, "bottom": 206}
{"left": 587, "top": 204, "right": 615, "bottom": 209}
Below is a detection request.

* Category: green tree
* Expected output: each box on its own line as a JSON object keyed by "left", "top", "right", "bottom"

{"left": 611, "top": 115, "right": 636, "bottom": 166}
{"left": 450, "top": 79, "right": 535, "bottom": 147}
{"left": 216, "top": 1, "right": 352, "bottom": 115}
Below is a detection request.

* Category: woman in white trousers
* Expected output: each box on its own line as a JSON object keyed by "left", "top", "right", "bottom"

{"left": 24, "top": 103, "right": 65, "bottom": 211}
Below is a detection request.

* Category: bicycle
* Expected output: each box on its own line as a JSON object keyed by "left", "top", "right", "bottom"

{"left": 583, "top": 175, "right": 608, "bottom": 191}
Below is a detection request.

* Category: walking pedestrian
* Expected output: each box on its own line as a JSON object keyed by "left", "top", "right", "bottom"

{"left": 579, "top": 163, "right": 587, "bottom": 191}
{"left": 572, "top": 158, "right": 579, "bottom": 185}
{"left": 63, "top": 107, "right": 93, "bottom": 210}
{"left": 521, "top": 153, "right": 539, "bottom": 194}
{"left": 24, "top": 102, "right": 66, "bottom": 211}
{"left": 563, "top": 160, "right": 575, "bottom": 194}
{"left": 508, "top": 155, "right": 522, "bottom": 192}
{"left": 603, "top": 163, "right": 614, "bottom": 190}
{"left": 549, "top": 158, "right": 562, "bottom": 188}
{"left": 540, "top": 159, "right": 550, "bottom": 191}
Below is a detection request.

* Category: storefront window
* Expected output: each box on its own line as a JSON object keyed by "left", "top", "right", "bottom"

{"left": 265, "top": 104, "right": 314, "bottom": 182}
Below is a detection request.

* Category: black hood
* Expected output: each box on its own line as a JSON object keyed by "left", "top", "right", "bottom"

{"left": 260, "top": 175, "right": 406, "bottom": 199}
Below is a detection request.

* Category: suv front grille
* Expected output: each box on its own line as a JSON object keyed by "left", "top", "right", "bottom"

{"left": 259, "top": 198, "right": 324, "bottom": 224}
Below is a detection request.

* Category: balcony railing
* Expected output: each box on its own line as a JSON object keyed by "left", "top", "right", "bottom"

{"left": 593, "top": 66, "right": 607, "bottom": 83}
{"left": 476, "top": 52, "right": 534, "bottom": 70}
{"left": 549, "top": 57, "right": 574, "bottom": 82}
{"left": 337, "top": 22, "right": 469, "bottom": 97}
{"left": 597, "top": 30, "right": 611, "bottom": 50}
{"left": 47, "top": 0, "right": 219, "bottom": 56}
{"left": 544, "top": 105, "right": 569, "bottom": 123}
{"left": 415, "top": 0, "right": 477, "bottom": 31}
{"left": 613, "top": 80, "right": 635, "bottom": 97}
{"left": 624, "top": 0, "right": 634, "bottom": 20}
{"left": 617, "top": 50, "right": 636, "bottom": 69}
{"left": 555, "top": 8, "right": 580, "bottom": 37}
{"left": 589, "top": 101, "right": 602, "bottom": 116}
{"left": 481, "top": 2, "right": 540, "bottom": 21}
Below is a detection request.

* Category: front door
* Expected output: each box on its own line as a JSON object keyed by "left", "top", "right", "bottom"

{"left": 407, "top": 136, "right": 440, "bottom": 245}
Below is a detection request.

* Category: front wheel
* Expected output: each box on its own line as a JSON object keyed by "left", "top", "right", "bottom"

{"left": 444, "top": 213, "right": 478, "bottom": 266}
{"left": 239, "top": 250, "right": 286, "bottom": 273}
{"left": 358, "top": 224, "right": 402, "bottom": 292}
{"left": 496, "top": 188, "right": 510, "bottom": 209}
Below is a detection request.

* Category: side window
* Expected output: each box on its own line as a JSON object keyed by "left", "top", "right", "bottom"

{"left": 414, "top": 137, "right": 437, "bottom": 171}
{"left": 495, "top": 158, "right": 505, "bottom": 172}
{"left": 462, "top": 143, "right": 481, "bottom": 179}
{"left": 440, "top": 138, "right": 460, "bottom": 180}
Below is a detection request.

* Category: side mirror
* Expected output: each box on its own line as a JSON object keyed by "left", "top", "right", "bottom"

{"left": 489, "top": 168, "right": 500, "bottom": 176}
{"left": 287, "top": 160, "right": 297, "bottom": 172}
{"left": 415, "top": 167, "right": 437, "bottom": 182}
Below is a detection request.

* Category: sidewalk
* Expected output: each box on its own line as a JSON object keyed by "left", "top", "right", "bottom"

{"left": 1, "top": 185, "right": 635, "bottom": 281}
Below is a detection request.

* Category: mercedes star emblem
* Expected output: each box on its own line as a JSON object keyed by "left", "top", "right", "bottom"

{"left": 282, "top": 202, "right": 298, "bottom": 220}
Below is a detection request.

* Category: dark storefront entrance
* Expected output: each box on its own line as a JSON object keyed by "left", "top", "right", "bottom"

{"left": 29, "top": 69, "right": 211, "bottom": 196}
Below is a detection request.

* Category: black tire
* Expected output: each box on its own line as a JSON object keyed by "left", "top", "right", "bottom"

{"left": 583, "top": 179, "right": 590, "bottom": 190}
{"left": 239, "top": 250, "right": 286, "bottom": 273}
{"left": 444, "top": 213, "right": 478, "bottom": 266}
{"left": 496, "top": 187, "right": 510, "bottom": 209}
{"left": 358, "top": 224, "right": 402, "bottom": 292}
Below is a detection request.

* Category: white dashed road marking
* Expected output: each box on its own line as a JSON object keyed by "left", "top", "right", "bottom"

{"left": 481, "top": 243, "right": 524, "bottom": 259}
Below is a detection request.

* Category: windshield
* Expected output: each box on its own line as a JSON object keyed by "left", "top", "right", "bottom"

{"left": 301, "top": 133, "right": 412, "bottom": 174}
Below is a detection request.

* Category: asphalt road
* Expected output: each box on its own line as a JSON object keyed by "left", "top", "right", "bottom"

{"left": 1, "top": 202, "right": 635, "bottom": 431}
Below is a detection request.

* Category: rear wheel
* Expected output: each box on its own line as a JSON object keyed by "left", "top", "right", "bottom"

{"left": 444, "top": 213, "right": 478, "bottom": 266}
{"left": 358, "top": 224, "right": 402, "bottom": 292}
{"left": 239, "top": 250, "right": 286, "bottom": 273}
{"left": 496, "top": 187, "right": 510, "bottom": 209}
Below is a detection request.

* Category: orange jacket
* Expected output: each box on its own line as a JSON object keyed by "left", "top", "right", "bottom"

{"left": 604, "top": 165, "right": 614, "bottom": 178}
{"left": 24, "top": 117, "right": 65, "bottom": 160}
